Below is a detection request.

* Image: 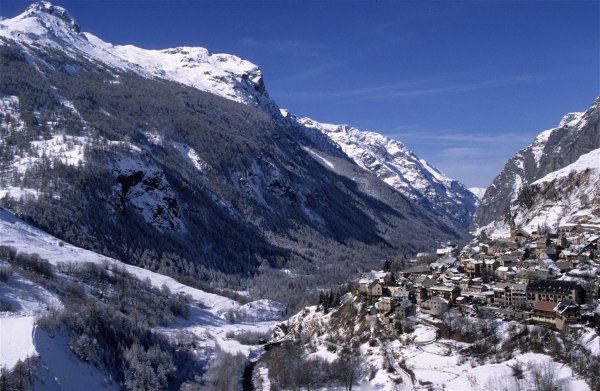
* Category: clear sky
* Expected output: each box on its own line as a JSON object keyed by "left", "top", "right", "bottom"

{"left": 2, "top": 1, "right": 599, "bottom": 188}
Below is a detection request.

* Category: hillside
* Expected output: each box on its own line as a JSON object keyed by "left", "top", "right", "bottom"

{"left": 472, "top": 97, "right": 600, "bottom": 235}
{"left": 0, "top": 206, "right": 284, "bottom": 389}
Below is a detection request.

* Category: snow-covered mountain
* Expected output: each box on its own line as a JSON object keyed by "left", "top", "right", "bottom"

{"left": 472, "top": 97, "right": 600, "bottom": 236}
{"left": 285, "top": 113, "right": 478, "bottom": 230}
{"left": 0, "top": 1, "right": 277, "bottom": 113}
{"left": 0, "top": 1, "right": 476, "bottom": 234}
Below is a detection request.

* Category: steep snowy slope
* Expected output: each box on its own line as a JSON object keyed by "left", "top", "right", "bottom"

{"left": 287, "top": 113, "right": 478, "bottom": 230}
{"left": 472, "top": 97, "right": 600, "bottom": 234}
{"left": 487, "top": 148, "right": 600, "bottom": 236}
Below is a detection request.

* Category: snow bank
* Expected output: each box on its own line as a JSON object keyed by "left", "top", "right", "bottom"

{"left": 0, "top": 316, "right": 36, "bottom": 369}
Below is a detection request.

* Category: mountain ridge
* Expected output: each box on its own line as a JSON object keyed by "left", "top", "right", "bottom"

{"left": 1, "top": 1, "right": 477, "bottom": 231}
{"left": 472, "top": 97, "right": 600, "bottom": 236}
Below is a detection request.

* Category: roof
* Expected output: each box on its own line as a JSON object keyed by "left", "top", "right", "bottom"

{"left": 534, "top": 301, "right": 558, "bottom": 312}
{"left": 527, "top": 279, "right": 581, "bottom": 293}
{"left": 510, "top": 284, "right": 527, "bottom": 291}
{"left": 392, "top": 290, "right": 410, "bottom": 298}
{"left": 369, "top": 270, "right": 390, "bottom": 279}
{"left": 430, "top": 284, "right": 458, "bottom": 292}
{"left": 399, "top": 299, "right": 413, "bottom": 308}
{"left": 368, "top": 280, "right": 382, "bottom": 288}
{"left": 554, "top": 300, "right": 579, "bottom": 314}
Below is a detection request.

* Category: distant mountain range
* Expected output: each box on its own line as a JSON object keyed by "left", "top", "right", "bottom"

{"left": 284, "top": 112, "right": 478, "bottom": 229}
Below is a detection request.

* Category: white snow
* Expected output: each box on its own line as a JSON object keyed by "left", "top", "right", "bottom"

{"left": 3, "top": 134, "right": 88, "bottom": 178}
{"left": 33, "top": 329, "right": 118, "bottom": 391}
{"left": 301, "top": 146, "right": 334, "bottom": 169}
{"left": 0, "top": 206, "right": 236, "bottom": 315}
{"left": 0, "top": 4, "right": 273, "bottom": 110}
{"left": 559, "top": 112, "right": 584, "bottom": 127}
{"left": 111, "top": 153, "right": 183, "bottom": 231}
{"left": 234, "top": 299, "right": 287, "bottom": 323}
{"left": 468, "top": 187, "right": 487, "bottom": 201}
{"left": 0, "top": 316, "right": 36, "bottom": 369}
{"left": 531, "top": 128, "right": 554, "bottom": 166}
{"left": 533, "top": 148, "right": 600, "bottom": 185}
{"left": 505, "top": 148, "right": 600, "bottom": 232}
{"left": 0, "top": 95, "right": 24, "bottom": 132}
{"left": 581, "top": 329, "right": 600, "bottom": 356}
{"left": 0, "top": 186, "right": 39, "bottom": 201}
{"left": 172, "top": 141, "right": 209, "bottom": 172}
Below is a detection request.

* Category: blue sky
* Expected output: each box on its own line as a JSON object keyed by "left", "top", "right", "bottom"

{"left": 2, "top": 1, "right": 599, "bottom": 187}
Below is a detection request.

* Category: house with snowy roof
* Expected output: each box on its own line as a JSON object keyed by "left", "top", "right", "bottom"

{"left": 554, "top": 300, "right": 581, "bottom": 331}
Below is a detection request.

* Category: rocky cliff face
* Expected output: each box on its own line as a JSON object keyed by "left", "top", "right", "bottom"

{"left": 472, "top": 97, "right": 600, "bottom": 235}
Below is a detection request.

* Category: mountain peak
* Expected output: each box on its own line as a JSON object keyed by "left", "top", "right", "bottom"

{"left": 25, "top": 1, "right": 80, "bottom": 32}
{"left": 558, "top": 112, "right": 583, "bottom": 128}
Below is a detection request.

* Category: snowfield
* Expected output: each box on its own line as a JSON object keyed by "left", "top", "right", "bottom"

{"left": 0, "top": 316, "right": 36, "bottom": 369}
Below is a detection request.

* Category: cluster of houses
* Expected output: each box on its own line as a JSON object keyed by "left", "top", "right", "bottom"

{"left": 357, "top": 224, "right": 599, "bottom": 332}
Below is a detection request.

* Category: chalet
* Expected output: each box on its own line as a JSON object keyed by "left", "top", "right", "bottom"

{"left": 399, "top": 264, "right": 431, "bottom": 278}
{"left": 554, "top": 300, "right": 581, "bottom": 331}
{"left": 367, "top": 280, "right": 383, "bottom": 298}
{"left": 368, "top": 270, "right": 392, "bottom": 285}
{"left": 482, "top": 259, "right": 499, "bottom": 279}
{"left": 493, "top": 283, "right": 527, "bottom": 308}
{"left": 391, "top": 290, "right": 410, "bottom": 302}
{"left": 511, "top": 225, "right": 530, "bottom": 244}
{"left": 493, "top": 285, "right": 509, "bottom": 306}
{"left": 414, "top": 275, "right": 436, "bottom": 288}
{"left": 499, "top": 255, "right": 518, "bottom": 267}
{"left": 386, "top": 286, "right": 404, "bottom": 296}
{"left": 420, "top": 296, "right": 449, "bottom": 316}
{"left": 526, "top": 279, "right": 584, "bottom": 307}
{"left": 558, "top": 251, "right": 578, "bottom": 262}
{"left": 558, "top": 233, "right": 569, "bottom": 248}
{"left": 555, "top": 260, "right": 573, "bottom": 273}
{"left": 514, "top": 269, "right": 551, "bottom": 284}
